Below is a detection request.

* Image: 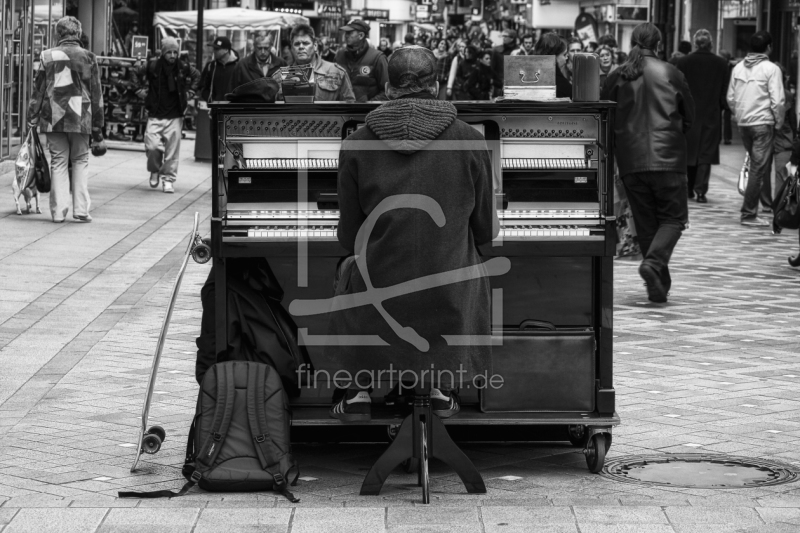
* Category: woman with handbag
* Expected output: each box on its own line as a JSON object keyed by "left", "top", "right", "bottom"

{"left": 783, "top": 144, "right": 800, "bottom": 267}
{"left": 27, "top": 16, "right": 104, "bottom": 223}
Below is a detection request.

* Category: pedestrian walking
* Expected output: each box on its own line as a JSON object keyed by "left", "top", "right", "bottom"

{"left": 785, "top": 143, "right": 800, "bottom": 268}
{"left": 533, "top": 33, "right": 572, "bottom": 98}
{"left": 199, "top": 36, "right": 239, "bottom": 104}
{"left": 230, "top": 33, "right": 285, "bottom": 90}
{"left": 27, "top": 16, "right": 104, "bottom": 223}
{"left": 726, "top": 31, "right": 785, "bottom": 226}
{"left": 334, "top": 19, "right": 389, "bottom": 102}
{"left": 601, "top": 23, "right": 695, "bottom": 303}
{"left": 432, "top": 38, "right": 452, "bottom": 100}
{"left": 464, "top": 50, "right": 496, "bottom": 100}
{"left": 136, "top": 37, "right": 200, "bottom": 193}
{"left": 510, "top": 33, "right": 535, "bottom": 56}
{"left": 447, "top": 42, "right": 475, "bottom": 101}
{"left": 676, "top": 29, "right": 729, "bottom": 203}
{"left": 719, "top": 50, "right": 734, "bottom": 144}
{"left": 596, "top": 45, "right": 617, "bottom": 93}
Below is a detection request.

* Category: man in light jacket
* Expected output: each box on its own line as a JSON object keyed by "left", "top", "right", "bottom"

{"left": 727, "top": 30, "right": 785, "bottom": 226}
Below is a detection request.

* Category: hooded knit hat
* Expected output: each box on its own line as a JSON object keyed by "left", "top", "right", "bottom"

{"left": 161, "top": 37, "right": 180, "bottom": 53}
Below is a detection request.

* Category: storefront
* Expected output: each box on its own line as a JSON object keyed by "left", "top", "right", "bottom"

{"left": 578, "top": 0, "right": 649, "bottom": 52}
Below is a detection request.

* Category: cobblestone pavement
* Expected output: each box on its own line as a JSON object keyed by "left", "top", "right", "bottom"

{"left": 0, "top": 138, "right": 798, "bottom": 532}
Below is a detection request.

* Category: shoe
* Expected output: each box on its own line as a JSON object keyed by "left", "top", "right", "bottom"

{"left": 162, "top": 181, "right": 174, "bottom": 193}
{"left": 687, "top": 190, "right": 695, "bottom": 199}
{"left": 661, "top": 267, "right": 672, "bottom": 295}
{"left": 740, "top": 217, "right": 770, "bottom": 227}
{"left": 789, "top": 254, "right": 800, "bottom": 268}
{"left": 149, "top": 172, "right": 160, "bottom": 188}
{"left": 330, "top": 390, "right": 371, "bottom": 422}
{"left": 724, "top": 140, "right": 732, "bottom": 145}
{"left": 431, "top": 388, "right": 460, "bottom": 419}
{"left": 696, "top": 193, "right": 707, "bottom": 203}
{"left": 73, "top": 214, "right": 92, "bottom": 222}
{"left": 639, "top": 263, "right": 667, "bottom": 303}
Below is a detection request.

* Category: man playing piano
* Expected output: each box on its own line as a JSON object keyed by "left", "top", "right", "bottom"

{"left": 326, "top": 46, "right": 499, "bottom": 422}
{"left": 272, "top": 24, "right": 355, "bottom": 103}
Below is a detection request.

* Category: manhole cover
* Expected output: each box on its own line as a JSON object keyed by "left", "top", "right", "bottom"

{"left": 601, "top": 454, "right": 799, "bottom": 489}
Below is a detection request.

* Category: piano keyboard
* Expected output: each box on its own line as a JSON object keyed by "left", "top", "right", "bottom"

{"left": 240, "top": 224, "right": 593, "bottom": 240}
{"left": 502, "top": 158, "right": 588, "bottom": 169}
{"left": 228, "top": 209, "right": 340, "bottom": 220}
{"left": 245, "top": 158, "right": 338, "bottom": 169}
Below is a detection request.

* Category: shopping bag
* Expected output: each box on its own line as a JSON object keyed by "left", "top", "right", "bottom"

{"left": 738, "top": 153, "right": 749, "bottom": 196}
{"left": 772, "top": 171, "right": 800, "bottom": 234}
{"left": 32, "top": 131, "right": 50, "bottom": 193}
{"left": 14, "top": 131, "right": 35, "bottom": 191}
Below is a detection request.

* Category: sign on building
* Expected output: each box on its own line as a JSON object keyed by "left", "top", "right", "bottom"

{"left": 131, "top": 36, "right": 149, "bottom": 59}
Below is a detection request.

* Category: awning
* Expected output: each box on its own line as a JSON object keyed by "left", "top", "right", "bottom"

{"left": 153, "top": 8, "right": 309, "bottom": 31}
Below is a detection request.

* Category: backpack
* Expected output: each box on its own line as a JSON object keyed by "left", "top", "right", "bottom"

{"left": 772, "top": 171, "right": 800, "bottom": 234}
{"left": 119, "top": 361, "right": 299, "bottom": 502}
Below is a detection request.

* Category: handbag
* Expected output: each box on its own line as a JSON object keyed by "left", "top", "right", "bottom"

{"left": 772, "top": 171, "right": 800, "bottom": 234}
{"left": 738, "top": 153, "right": 749, "bottom": 196}
{"left": 14, "top": 130, "right": 35, "bottom": 191}
{"left": 32, "top": 131, "right": 51, "bottom": 194}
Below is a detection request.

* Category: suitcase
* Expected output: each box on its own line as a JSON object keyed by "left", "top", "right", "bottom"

{"left": 480, "top": 320, "right": 596, "bottom": 412}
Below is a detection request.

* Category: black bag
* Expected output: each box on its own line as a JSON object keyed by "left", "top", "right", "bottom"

{"left": 32, "top": 132, "right": 50, "bottom": 194}
{"left": 119, "top": 361, "right": 299, "bottom": 502}
{"left": 772, "top": 171, "right": 800, "bottom": 234}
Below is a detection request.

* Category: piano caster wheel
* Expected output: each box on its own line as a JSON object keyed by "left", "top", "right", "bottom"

{"left": 191, "top": 236, "right": 211, "bottom": 264}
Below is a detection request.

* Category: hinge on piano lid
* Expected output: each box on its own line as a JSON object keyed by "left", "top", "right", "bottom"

{"left": 605, "top": 216, "right": 617, "bottom": 222}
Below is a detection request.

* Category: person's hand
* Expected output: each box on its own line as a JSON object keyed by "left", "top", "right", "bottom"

{"left": 187, "top": 90, "right": 196, "bottom": 100}
{"left": 447, "top": 88, "right": 452, "bottom": 97}
{"left": 197, "top": 100, "right": 208, "bottom": 111}
{"left": 91, "top": 129, "right": 104, "bottom": 144}
{"left": 135, "top": 88, "right": 147, "bottom": 100}
{"left": 787, "top": 162, "right": 797, "bottom": 177}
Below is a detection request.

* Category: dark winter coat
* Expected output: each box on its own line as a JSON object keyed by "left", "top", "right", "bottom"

{"left": 676, "top": 49, "right": 729, "bottom": 166}
{"left": 136, "top": 56, "right": 200, "bottom": 117}
{"left": 335, "top": 42, "right": 389, "bottom": 102}
{"left": 465, "top": 63, "right": 495, "bottom": 100}
{"left": 325, "top": 95, "right": 498, "bottom": 381}
{"left": 231, "top": 51, "right": 286, "bottom": 91}
{"left": 601, "top": 50, "right": 695, "bottom": 177}
{"left": 199, "top": 51, "right": 240, "bottom": 103}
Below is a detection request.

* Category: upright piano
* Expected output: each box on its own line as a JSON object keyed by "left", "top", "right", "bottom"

{"left": 210, "top": 102, "right": 619, "bottom": 467}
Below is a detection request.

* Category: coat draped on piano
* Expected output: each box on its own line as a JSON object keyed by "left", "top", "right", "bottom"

{"left": 323, "top": 94, "right": 499, "bottom": 387}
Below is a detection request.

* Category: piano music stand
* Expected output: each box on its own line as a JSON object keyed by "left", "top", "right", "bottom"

{"left": 360, "top": 384, "right": 487, "bottom": 503}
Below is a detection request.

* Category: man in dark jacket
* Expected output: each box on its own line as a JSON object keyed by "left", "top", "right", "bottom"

{"left": 326, "top": 45, "right": 499, "bottom": 421}
{"left": 334, "top": 19, "right": 389, "bottom": 102}
{"left": 136, "top": 37, "right": 200, "bottom": 193}
{"left": 602, "top": 23, "right": 695, "bottom": 303}
{"left": 676, "top": 29, "right": 729, "bottom": 203}
{"left": 230, "top": 33, "right": 285, "bottom": 90}
{"left": 199, "top": 36, "right": 239, "bottom": 104}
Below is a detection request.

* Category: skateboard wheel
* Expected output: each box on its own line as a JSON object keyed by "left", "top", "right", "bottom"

{"left": 192, "top": 242, "right": 211, "bottom": 264}
{"left": 142, "top": 433, "right": 162, "bottom": 454}
{"left": 147, "top": 425, "right": 166, "bottom": 442}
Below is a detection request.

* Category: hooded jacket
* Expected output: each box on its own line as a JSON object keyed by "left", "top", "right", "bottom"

{"left": 325, "top": 94, "right": 498, "bottom": 380}
{"left": 136, "top": 56, "right": 200, "bottom": 118}
{"left": 29, "top": 37, "right": 104, "bottom": 134}
{"left": 726, "top": 54, "right": 785, "bottom": 128}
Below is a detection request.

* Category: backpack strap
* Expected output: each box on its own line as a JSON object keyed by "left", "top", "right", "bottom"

{"left": 246, "top": 364, "right": 299, "bottom": 503}
{"left": 119, "top": 364, "right": 236, "bottom": 499}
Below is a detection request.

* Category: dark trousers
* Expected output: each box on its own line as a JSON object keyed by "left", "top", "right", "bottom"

{"left": 739, "top": 125, "right": 774, "bottom": 218}
{"left": 622, "top": 172, "right": 688, "bottom": 285}
{"left": 723, "top": 108, "right": 732, "bottom": 142}
{"left": 687, "top": 164, "right": 711, "bottom": 195}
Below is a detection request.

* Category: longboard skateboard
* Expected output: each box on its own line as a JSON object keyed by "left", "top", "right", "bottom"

{"left": 131, "top": 212, "right": 210, "bottom": 472}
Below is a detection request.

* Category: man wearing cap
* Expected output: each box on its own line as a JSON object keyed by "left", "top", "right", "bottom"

{"left": 135, "top": 37, "right": 200, "bottom": 193}
{"left": 231, "top": 33, "right": 285, "bottom": 90}
{"left": 199, "top": 36, "right": 239, "bottom": 105}
{"left": 272, "top": 24, "right": 355, "bottom": 102}
{"left": 326, "top": 45, "right": 498, "bottom": 422}
{"left": 334, "top": 19, "right": 389, "bottom": 102}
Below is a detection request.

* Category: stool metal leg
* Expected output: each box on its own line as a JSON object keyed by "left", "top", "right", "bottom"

{"left": 420, "top": 419, "right": 430, "bottom": 504}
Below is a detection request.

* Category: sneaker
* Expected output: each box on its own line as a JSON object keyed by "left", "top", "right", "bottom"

{"left": 149, "top": 172, "right": 160, "bottom": 188}
{"left": 639, "top": 263, "right": 667, "bottom": 303}
{"left": 73, "top": 214, "right": 92, "bottom": 222}
{"left": 330, "top": 390, "right": 371, "bottom": 422}
{"left": 162, "top": 181, "right": 174, "bottom": 193}
{"left": 740, "top": 217, "right": 770, "bottom": 227}
{"left": 431, "top": 388, "right": 460, "bottom": 419}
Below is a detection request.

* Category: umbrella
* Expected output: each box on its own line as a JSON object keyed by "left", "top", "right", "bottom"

{"left": 113, "top": 6, "right": 138, "bottom": 17}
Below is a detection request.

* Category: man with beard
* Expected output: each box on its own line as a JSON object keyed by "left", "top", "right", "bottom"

{"left": 231, "top": 33, "right": 285, "bottom": 89}
{"left": 272, "top": 24, "right": 355, "bottom": 102}
{"left": 136, "top": 37, "right": 200, "bottom": 193}
{"left": 334, "top": 19, "right": 388, "bottom": 102}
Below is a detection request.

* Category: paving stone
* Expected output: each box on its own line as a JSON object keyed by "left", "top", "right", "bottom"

{"left": 3, "top": 508, "right": 107, "bottom": 533}
{"left": 572, "top": 506, "right": 669, "bottom": 523}
{"left": 192, "top": 508, "right": 291, "bottom": 532}
{"left": 481, "top": 506, "right": 576, "bottom": 525}
{"left": 97, "top": 508, "right": 200, "bottom": 533}
{"left": 664, "top": 506, "right": 763, "bottom": 525}
{"left": 290, "top": 508, "right": 385, "bottom": 533}
{"left": 576, "top": 526, "right": 676, "bottom": 533}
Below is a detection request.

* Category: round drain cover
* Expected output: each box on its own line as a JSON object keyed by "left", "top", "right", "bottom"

{"left": 602, "top": 454, "right": 799, "bottom": 489}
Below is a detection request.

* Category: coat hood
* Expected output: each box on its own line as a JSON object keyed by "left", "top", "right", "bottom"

{"left": 365, "top": 97, "right": 457, "bottom": 154}
{"left": 744, "top": 53, "right": 769, "bottom": 68}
